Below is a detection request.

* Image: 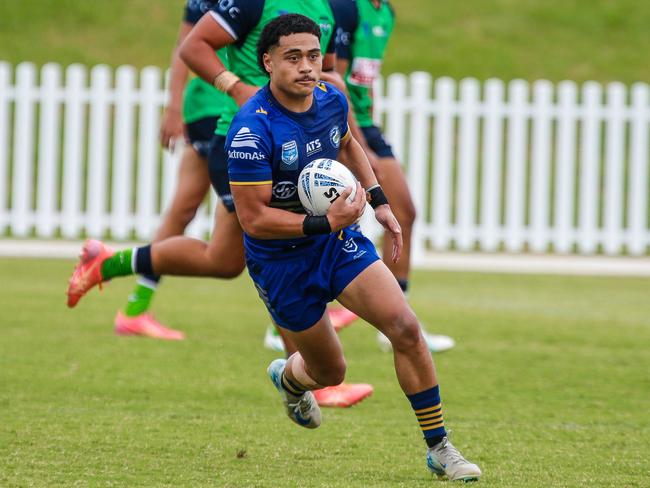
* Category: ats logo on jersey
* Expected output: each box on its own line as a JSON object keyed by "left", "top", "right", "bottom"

{"left": 306, "top": 139, "right": 322, "bottom": 157}
{"left": 330, "top": 126, "right": 341, "bottom": 149}
{"left": 272, "top": 181, "right": 297, "bottom": 200}
{"left": 281, "top": 140, "right": 299, "bottom": 169}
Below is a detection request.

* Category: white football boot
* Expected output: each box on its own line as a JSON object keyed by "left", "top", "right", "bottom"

{"left": 267, "top": 359, "right": 321, "bottom": 429}
{"left": 426, "top": 436, "right": 482, "bottom": 482}
{"left": 263, "top": 324, "right": 285, "bottom": 352}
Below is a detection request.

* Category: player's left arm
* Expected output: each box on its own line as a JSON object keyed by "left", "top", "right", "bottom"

{"left": 339, "top": 133, "right": 402, "bottom": 262}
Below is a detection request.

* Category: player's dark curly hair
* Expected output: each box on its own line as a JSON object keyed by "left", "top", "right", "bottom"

{"left": 257, "top": 14, "right": 322, "bottom": 75}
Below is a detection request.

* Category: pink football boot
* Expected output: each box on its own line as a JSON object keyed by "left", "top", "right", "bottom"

{"left": 66, "top": 239, "right": 114, "bottom": 308}
{"left": 114, "top": 312, "right": 185, "bottom": 341}
{"left": 313, "top": 383, "right": 373, "bottom": 408}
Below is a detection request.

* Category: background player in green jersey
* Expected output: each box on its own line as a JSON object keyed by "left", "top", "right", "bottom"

{"left": 328, "top": 0, "right": 455, "bottom": 353}
{"left": 112, "top": 1, "right": 231, "bottom": 340}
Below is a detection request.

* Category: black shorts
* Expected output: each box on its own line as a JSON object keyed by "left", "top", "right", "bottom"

{"left": 360, "top": 125, "right": 395, "bottom": 159}
{"left": 185, "top": 116, "right": 219, "bottom": 158}
{"left": 207, "top": 134, "right": 236, "bottom": 213}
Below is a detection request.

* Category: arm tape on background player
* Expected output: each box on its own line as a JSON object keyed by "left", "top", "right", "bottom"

{"left": 213, "top": 70, "right": 241, "bottom": 94}
{"left": 367, "top": 185, "right": 389, "bottom": 209}
{"left": 303, "top": 215, "right": 332, "bottom": 235}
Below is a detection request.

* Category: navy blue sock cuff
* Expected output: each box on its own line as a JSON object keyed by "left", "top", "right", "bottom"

{"left": 135, "top": 245, "right": 155, "bottom": 276}
{"left": 407, "top": 385, "right": 441, "bottom": 409}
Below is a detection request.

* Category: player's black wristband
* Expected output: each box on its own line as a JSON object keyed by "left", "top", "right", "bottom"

{"left": 303, "top": 215, "right": 332, "bottom": 235}
{"left": 367, "top": 185, "right": 389, "bottom": 209}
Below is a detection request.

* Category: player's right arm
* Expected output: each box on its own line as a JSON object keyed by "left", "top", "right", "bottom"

{"left": 179, "top": 1, "right": 262, "bottom": 107}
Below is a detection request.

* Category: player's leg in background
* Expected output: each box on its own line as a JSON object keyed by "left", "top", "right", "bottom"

{"left": 67, "top": 134, "right": 246, "bottom": 309}
{"left": 336, "top": 260, "right": 480, "bottom": 481}
{"left": 363, "top": 126, "right": 455, "bottom": 354}
{"left": 114, "top": 119, "right": 214, "bottom": 340}
{"left": 372, "top": 154, "right": 415, "bottom": 283}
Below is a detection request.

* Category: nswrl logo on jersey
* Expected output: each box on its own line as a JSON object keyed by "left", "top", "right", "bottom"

{"left": 281, "top": 140, "right": 299, "bottom": 169}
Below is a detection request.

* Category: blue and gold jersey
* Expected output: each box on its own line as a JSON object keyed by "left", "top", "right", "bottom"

{"left": 227, "top": 82, "right": 351, "bottom": 257}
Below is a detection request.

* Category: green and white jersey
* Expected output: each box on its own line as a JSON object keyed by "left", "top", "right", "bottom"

{"left": 330, "top": 0, "right": 394, "bottom": 127}
{"left": 207, "top": 0, "right": 336, "bottom": 136}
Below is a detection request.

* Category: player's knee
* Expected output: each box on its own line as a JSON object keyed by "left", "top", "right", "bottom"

{"left": 313, "top": 358, "right": 346, "bottom": 387}
{"left": 386, "top": 310, "right": 421, "bottom": 352}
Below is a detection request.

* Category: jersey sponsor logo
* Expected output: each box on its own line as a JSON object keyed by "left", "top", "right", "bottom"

{"left": 187, "top": 0, "right": 214, "bottom": 14}
{"left": 232, "top": 127, "right": 261, "bottom": 149}
{"left": 281, "top": 140, "right": 299, "bottom": 168}
{"left": 373, "top": 25, "right": 387, "bottom": 37}
{"left": 228, "top": 149, "right": 266, "bottom": 161}
{"left": 330, "top": 126, "right": 341, "bottom": 149}
{"left": 306, "top": 138, "right": 322, "bottom": 157}
{"left": 349, "top": 57, "right": 382, "bottom": 87}
{"left": 318, "top": 16, "right": 332, "bottom": 37}
{"left": 218, "top": 0, "right": 240, "bottom": 19}
{"left": 255, "top": 107, "right": 268, "bottom": 115}
{"left": 336, "top": 27, "right": 351, "bottom": 47}
{"left": 272, "top": 181, "right": 297, "bottom": 200}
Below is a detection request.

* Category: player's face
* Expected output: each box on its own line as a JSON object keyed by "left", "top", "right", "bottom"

{"left": 265, "top": 33, "right": 322, "bottom": 98}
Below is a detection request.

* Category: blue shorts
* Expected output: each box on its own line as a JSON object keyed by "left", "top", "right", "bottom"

{"left": 207, "top": 134, "right": 235, "bottom": 212}
{"left": 245, "top": 228, "right": 380, "bottom": 332}
{"left": 186, "top": 116, "right": 219, "bottom": 158}
{"left": 361, "top": 125, "right": 395, "bottom": 159}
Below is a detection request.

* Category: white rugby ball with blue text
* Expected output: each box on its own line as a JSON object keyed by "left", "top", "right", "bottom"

{"left": 298, "top": 158, "right": 358, "bottom": 216}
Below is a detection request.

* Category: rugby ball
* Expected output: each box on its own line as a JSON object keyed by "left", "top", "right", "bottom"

{"left": 298, "top": 158, "right": 357, "bottom": 216}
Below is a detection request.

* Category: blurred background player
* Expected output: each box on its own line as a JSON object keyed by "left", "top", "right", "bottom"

{"left": 227, "top": 14, "right": 481, "bottom": 480}
{"left": 328, "top": 0, "right": 455, "bottom": 353}
{"left": 114, "top": 0, "right": 230, "bottom": 340}
{"left": 67, "top": 0, "right": 372, "bottom": 407}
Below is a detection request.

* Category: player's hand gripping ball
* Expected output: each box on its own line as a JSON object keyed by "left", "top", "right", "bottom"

{"left": 298, "top": 159, "right": 358, "bottom": 216}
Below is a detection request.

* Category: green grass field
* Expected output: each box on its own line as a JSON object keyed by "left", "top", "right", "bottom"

{"left": 2, "top": 1, "right": 650, "bottom": 82}
{"left": 1, "top": 258, "right": 648, "bottom": 487}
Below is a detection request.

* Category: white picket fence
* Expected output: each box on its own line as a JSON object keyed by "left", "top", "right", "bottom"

{"left": 0, "top": 61, "right": 649, "bottom": 261}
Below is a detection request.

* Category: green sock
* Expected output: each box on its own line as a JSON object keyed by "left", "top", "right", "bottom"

{"left": 101, "top": 249, "right": 134, "bottom": 280}
{"left": 125, "top": 279, "right": 157, "bottom": 317}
